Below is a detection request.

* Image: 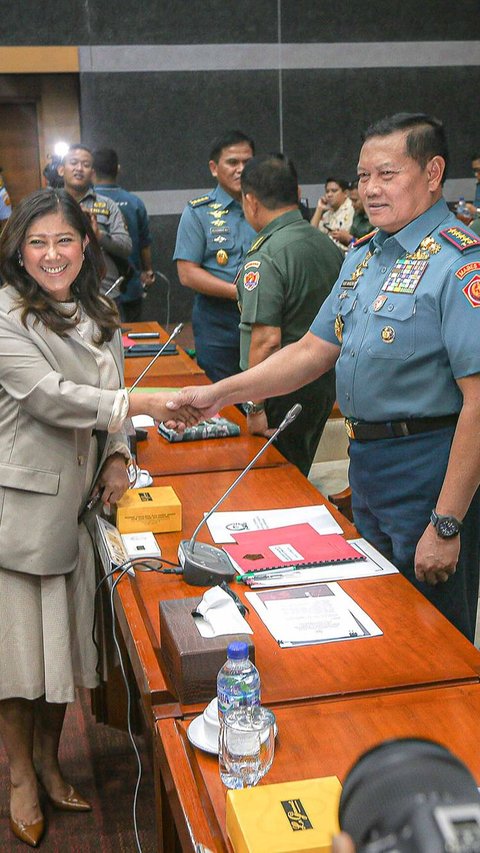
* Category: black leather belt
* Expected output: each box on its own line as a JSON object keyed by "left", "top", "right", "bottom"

{"left": 345, "top": 414, "right": 458, "bottom": 441}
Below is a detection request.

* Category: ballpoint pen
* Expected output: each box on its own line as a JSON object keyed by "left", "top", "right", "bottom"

{"left": 237, "top": 565, "right": 308, "bottom": 582}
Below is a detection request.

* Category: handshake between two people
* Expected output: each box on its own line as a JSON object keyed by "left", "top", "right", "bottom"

{"left": 128, "top": 384, "right": 226, "bottom": 433}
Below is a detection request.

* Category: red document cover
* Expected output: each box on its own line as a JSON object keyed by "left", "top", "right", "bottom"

{"left": 223, "top": 524, "right": 365, "bottom": 574}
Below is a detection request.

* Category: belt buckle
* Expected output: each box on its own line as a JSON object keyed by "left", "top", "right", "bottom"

{"left": 345, "top": 419, "right": 356, "bottom": 439}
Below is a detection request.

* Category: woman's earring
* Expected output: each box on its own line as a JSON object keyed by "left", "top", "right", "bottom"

{"left": 17, "top": 251, "right": 24, "bottom": 267}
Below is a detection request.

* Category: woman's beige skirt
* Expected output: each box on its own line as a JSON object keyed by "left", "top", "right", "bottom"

{"left": 0, "top": 525, "right": 99, "bottom": 704}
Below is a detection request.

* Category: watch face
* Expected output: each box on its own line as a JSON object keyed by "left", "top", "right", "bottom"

{"left": 437, "top": 517, "right": 460, "bottom": 537}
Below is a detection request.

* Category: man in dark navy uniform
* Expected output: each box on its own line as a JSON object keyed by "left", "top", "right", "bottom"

{"left": 173, "top": 130, "right": 255, "bottom": 382}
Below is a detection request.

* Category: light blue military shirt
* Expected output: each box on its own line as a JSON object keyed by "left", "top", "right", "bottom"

{"left": 173, "top": 184, "right": 255, "bottom": 285}
{"left": 311, "top": 199, "right": 480, "bottom": 421}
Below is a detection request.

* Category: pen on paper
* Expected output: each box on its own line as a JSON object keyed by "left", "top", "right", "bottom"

{"left": 237, "top": 564, "right": 307, "bottom": 581}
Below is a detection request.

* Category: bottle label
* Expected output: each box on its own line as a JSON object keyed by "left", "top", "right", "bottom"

{"left": 217, "top": 685, "right": 260, "bottom": 717}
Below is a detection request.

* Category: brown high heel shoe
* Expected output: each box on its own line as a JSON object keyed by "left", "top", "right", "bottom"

{"left": 47, "top": 784, "right": 91, "bottom": 812}
{"left": 9, "top": 814, "right": 45, "bottom": 848}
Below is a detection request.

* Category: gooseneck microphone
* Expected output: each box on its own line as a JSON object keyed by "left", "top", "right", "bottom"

{"left": 178, "top": 403, "right": 302, "bottom": 586}
{"left": 128, "top": 322, "right": 183, "bottom": 392}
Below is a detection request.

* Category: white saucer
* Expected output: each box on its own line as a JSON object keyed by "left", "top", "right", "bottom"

{"left": 187, "top": 714, "right": 220, "bottom": 754}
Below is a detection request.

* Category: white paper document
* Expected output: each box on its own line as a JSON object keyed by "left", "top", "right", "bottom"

{"left": 206, "top": 505, "right": 342, "bottom": 544}
{"left": 237, "top": 538, "right": 398, "bottom": 588}
{"left": 246, "top": 582, "right": 382, "bottom": 647}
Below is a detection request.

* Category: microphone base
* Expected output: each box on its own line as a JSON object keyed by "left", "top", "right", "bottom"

{"left": 178, "top": 540, "right": 236, "bottom": 586}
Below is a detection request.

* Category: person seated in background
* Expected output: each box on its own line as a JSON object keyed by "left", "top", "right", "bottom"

{"left": 310, "top": 177, "right": 354, "bottom": 252}
{"left": 238, "top": 153, "right": 343, "bottom": 475}
{"left": 328, "top": 180, "right": 372, "bottom": 248}
{"left": 93, "top": 147, "right": 155, "bottom": 322}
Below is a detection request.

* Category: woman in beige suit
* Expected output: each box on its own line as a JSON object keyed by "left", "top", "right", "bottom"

{"left": 0, "top": 189, "right": 193, "bottom": 847}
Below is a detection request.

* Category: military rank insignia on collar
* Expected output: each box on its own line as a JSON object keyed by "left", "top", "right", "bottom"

{"left": 247, "top": 235, "right": 268, "bottom": 254}
{"left": 440, "top": 227, "right": 480, "bottom": 251}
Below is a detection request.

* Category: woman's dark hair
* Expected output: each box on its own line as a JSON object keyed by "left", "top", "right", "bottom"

{"left": 0, "top": 188, "right": 119, "bottom": 342}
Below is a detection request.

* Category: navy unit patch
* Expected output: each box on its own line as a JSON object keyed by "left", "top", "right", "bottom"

{"left": 455, "top": 261, "right": 480, "bottom": 280}
{"left": 440, "top": 227, "right": 480, "bottom": 251}
{"left": 189, "top": 195, "right": 210, "bottom": 207}
{"left": 462, "top": 273, "right": 480, "bottom": 308}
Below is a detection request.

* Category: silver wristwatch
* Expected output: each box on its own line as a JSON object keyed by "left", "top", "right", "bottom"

{"left": 242, "top": 401, "right": 265, "bottom": 415}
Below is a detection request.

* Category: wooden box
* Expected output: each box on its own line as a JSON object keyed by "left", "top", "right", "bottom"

{"left": 159, "top": 597, "right": 255, "bottom": 704}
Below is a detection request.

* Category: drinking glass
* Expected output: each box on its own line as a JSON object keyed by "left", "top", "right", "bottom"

{"left": 219, "top": 705, "right": 276, "bottom": 789}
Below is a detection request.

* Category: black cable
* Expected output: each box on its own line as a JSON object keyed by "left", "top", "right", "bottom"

{"left": 90, "top": 555, "right": 184, "bottom": 852}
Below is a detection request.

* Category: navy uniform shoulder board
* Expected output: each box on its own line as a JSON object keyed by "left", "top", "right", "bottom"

{"left": 246, "top": 234, "right": 269, "bottom": 255}
{"left": 188, "top": 195, "right": 211, "bottom": 208}
{"left": 439, "top": 226, "right": 480, "bottom": 252}
{"left": 352, "top": 228, "right": 377, "bottom": 249}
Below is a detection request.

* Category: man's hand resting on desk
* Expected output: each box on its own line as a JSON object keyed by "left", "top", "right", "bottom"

{"left": 247, "top": 410, "right": 275, "bottom": 438}
{"left": 414, "top": 524, "right": 460, "bottom": 586}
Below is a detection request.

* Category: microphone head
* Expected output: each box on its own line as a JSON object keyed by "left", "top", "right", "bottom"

{"left": 278, "top": 402, "right": 302, "bottom": 431}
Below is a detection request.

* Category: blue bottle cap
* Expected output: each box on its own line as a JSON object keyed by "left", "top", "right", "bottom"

{"left": 226, "top": 641, "right": 248, "bottom": 660}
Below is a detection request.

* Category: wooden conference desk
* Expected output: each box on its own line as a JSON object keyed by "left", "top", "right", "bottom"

{"left": 122, "top": 321, "right": 205, "bottom": 386}
{"left": 136, "top": 409, "right": 288, "bottom": 477}
{"left": 155, "top": 683, "right": 480, "bottom": 853}
{"left": 113, "top": 465, "right": 480, "bottom": 728}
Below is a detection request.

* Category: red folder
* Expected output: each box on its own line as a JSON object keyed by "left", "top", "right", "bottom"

{"left": 223, "top": 524, "right": 365, "bottom": 575}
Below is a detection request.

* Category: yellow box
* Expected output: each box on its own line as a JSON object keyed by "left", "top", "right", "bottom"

{"left": 226, "top": 776, "right": 341, "bottom": 853}
{"left": 116, "top": 486, "right": 181, "bottom": 534}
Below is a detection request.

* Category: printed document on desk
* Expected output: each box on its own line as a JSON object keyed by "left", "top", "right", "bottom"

{"left": 237, "top": 538, "right": 398, "bottom": 588}
{"left": 246, "top": 582, "right": 382, "bottom": 647}
{"left": 206, "top": 505, "right": 342, "bottom": 543}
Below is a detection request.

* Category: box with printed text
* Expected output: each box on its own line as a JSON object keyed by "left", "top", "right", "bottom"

{"left": 116, "top": 486, "right": 181, "bottom": 534}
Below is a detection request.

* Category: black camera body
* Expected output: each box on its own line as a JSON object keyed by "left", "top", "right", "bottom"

{"left": 339, "top": 739, "right": 480, "bottom": 853}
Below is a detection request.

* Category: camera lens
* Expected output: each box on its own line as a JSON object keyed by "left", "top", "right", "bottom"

{"left": 339, "top": 738, "right": 480, "bottom": 851}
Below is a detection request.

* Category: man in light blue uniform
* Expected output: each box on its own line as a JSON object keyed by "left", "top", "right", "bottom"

{"left": 168, "top": 114, "right": 480, "bottom": 640}
{"left": 173, "top": 130, "right": 255, "bottom": 382}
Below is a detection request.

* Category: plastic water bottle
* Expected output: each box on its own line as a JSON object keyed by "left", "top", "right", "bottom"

{"left": 457, "top": 197, "right": 468, "bottom": 216}
{"left": 217, "top": 641, "right": 260, "bottom": 721}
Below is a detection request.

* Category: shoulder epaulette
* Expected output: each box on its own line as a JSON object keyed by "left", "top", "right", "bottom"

{"left": 352, "top": 229, "right": 377, "bottom": 248}
{"left": 439, "top": 226, "right": 480, "bottom": 252}
{"left": 188, "top": 195, "right": 211, "bottom": 208}
{"left": 246, "top": 234, "right": 269, "bottom": 255}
